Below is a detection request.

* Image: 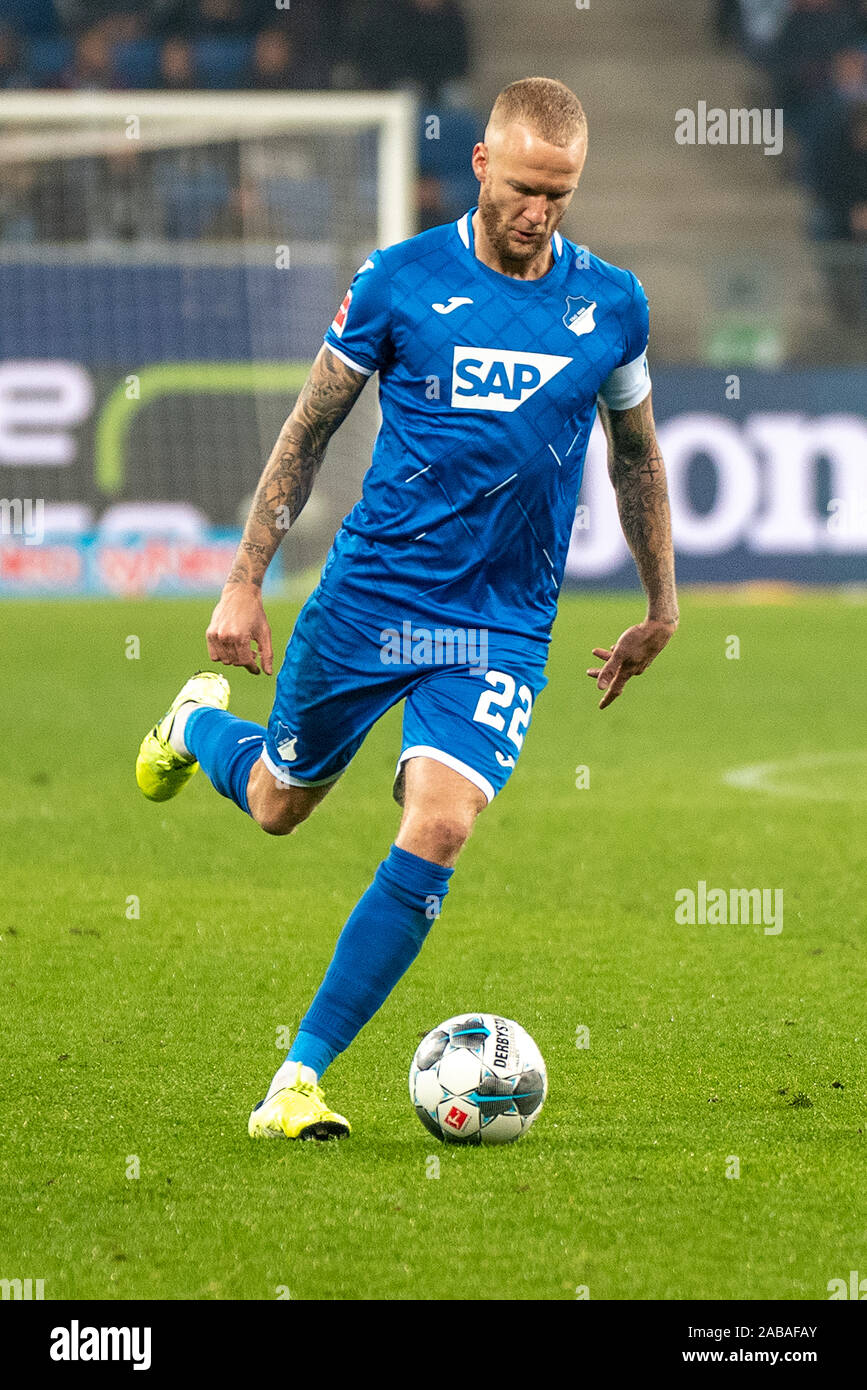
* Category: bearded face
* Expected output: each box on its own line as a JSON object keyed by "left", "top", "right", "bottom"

{"left": 472, "top": 121, "right": 586, "bottom": 276}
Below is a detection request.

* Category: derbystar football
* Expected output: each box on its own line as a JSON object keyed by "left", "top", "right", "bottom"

{"left": 409, "top": 1013, "right": 547, "bottom": 1144}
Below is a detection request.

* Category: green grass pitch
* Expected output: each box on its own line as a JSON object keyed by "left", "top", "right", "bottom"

{"left": 1, "top": 591, "right": 864, "bottom": 1301}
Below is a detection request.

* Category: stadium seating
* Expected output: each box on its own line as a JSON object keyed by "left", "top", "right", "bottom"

{"left": 261, "top": 176, "right": 333, "bottom": 239}
{"left": 417, "top": 105, "right": 484, "bottom": 217}
{"left": 113, "top": 39, "right": 161, "bottom": 90}
{"left": 192, "top": 37, "right": 253, "bottom": 90}
{"left": 25, "top": 37, "right": 71, "bottom": 84}
{"left": 0, "top": 0, "right": 60, "bottom": 36}
{"left": 153, "top": 155, "right": 232, "bottom": 239}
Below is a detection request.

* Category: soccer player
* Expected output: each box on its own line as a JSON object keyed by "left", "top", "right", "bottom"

{"left": 136, "top": 77, "right": 679, "bottom": 1140}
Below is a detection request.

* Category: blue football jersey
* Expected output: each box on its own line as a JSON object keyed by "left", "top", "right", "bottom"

{"left": 318, "top": 208, "right": 651, "bottom": 660}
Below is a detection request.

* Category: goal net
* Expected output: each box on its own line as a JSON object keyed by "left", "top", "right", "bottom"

{"left": 0, "top": 91, "right": 415, "bottom": 594}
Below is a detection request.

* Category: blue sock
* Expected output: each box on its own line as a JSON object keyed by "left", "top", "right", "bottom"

{"left": 184, "top": 706, "right": 264, "bottom": 815}
{"left": 287, "top": 844, "right": 455, "bottom": 1077}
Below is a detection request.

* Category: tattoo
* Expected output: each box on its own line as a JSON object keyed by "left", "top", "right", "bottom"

{"left": 637, "top": 455, "right": 661, "bottom": 482}
{"left": 599, "top": 393, "right": 679, "bottom": 625}
{"left": 225, "top": 346, "right": 367, "bottom": 587}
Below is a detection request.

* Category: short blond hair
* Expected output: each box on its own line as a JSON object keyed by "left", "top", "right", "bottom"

{"left": 488, "top": 77, "right": 587, "bottom": 147}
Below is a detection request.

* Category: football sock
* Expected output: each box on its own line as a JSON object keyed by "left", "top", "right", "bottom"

{"left": 183, "top": 706, "right": 264, "bottom": 816}
{"left": 167, "top": 701, "right": 197, "bottom": 759}
{"left": 267, "top": 1059, "right": 318, "bottom": 1098}
{"left": 279, "top": 844, "right": 454, "bottom": 1082}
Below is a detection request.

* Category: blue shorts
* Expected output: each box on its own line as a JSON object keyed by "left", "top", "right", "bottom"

{"left": 262, "top": 594, "right": 548, "bottom": 804}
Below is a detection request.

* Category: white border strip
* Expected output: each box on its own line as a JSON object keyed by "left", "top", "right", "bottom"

{"left": 261, "top": 745, "right": 347, "bottom": 789}
{"left": 324, "top": 342, "right": 373, "bottom": 376}
{"left": 397, "top": 744, "right": 496, "bottom": 803}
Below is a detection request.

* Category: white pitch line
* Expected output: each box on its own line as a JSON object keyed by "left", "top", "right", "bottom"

{"left": 723, "top": 750, "right": 867, "bottom": 801}
{"left": 404, "top": 464, "right": 431, "bottom": 483}
{"left": 548, "top": 444, "right": 562, "bottom": 468}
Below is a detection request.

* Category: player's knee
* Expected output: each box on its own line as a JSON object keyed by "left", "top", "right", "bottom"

{"left": 252, "top": 792, "right": 314, "bottom": 837}
{"left": 409, "top": 811, "right": 476, "bottom": 862}
{"left": 247, "top": 761, "right": 321, "bottom": 836}
{"left": 257, "top": 799, "right": 316, "bottom": 836}
{"left": 257, "top": 808, "right": 298, "bottom": 836}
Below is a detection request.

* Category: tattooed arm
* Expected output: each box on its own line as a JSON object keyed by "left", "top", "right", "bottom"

{"left": 206, "top": 346, "right": 368, "bottom": 674}
{"left": 602, "top": 392, "right": 678, "bottom": 625}
{"left": 585, "top": 391, "right": 679, "bottom": 709}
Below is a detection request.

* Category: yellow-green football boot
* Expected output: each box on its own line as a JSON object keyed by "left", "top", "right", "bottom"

{"left": 135, "top": 671, "right": 230, "bottom": 802}
{"left": 248, "top": 1063, "right": 351, "bottom": 1141}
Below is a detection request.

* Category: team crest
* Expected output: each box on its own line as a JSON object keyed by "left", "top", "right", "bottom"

{"left": 563, "top": 296, "right": 597, "bottom": 338}
{"left": 275, "top": 722, "right": 298, "bottom": 762}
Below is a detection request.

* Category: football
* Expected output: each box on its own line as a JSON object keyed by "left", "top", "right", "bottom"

{"left": 409, "top": 1013, "right": 547, "bottom": 1145}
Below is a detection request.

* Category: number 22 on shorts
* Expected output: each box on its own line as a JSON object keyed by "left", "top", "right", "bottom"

{"left": 472, "top": 670, "right": 533, "bottom": 751}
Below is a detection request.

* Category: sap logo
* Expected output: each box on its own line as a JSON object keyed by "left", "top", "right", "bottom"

{"left": 451, "top": 347, "right": 572, "bottom": 413}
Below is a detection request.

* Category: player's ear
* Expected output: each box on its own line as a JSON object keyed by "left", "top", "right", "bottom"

{"left": 470, "top": 142, "right": 488, "bottom": 181}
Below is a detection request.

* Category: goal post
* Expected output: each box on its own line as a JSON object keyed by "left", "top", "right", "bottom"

{"left": 0, "top": 90, "right": 417, "bottom": 596}
{"left": 0, "top": 90, "right": 416, "bottom": 252}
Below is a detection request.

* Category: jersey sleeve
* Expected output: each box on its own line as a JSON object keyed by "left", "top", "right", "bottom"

{"left": 597, "top": 271, "right": 651, "bottom": 410}
{"left": 323, "top": 251, "right": 392, "bottom": 377}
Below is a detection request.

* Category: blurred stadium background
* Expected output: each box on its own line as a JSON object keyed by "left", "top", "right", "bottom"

{"left": 0, "top": 0, "right": 865, "bottom": 596}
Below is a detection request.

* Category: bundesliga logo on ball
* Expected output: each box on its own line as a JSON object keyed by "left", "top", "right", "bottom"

{"left": 409, "top": 1014, "right": 547, "bottom": 1145}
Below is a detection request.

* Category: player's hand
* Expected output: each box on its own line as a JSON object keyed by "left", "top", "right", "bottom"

{"left": 586, "top": 618, "right": 676, "bottom": 710}
{"left": 206, "top": 583, "right": 274, "bottom": 675}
